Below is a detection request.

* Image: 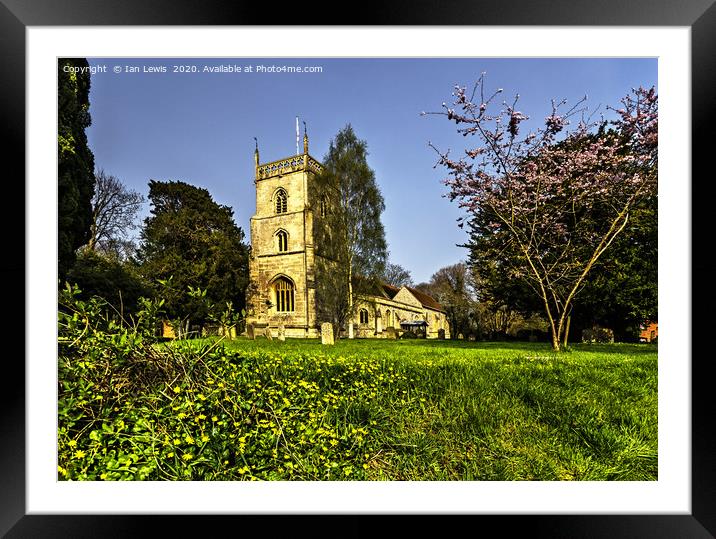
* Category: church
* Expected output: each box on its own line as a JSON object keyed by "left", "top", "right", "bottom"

{"left": 244, "top": 129, "right": 450, "bottom": 340}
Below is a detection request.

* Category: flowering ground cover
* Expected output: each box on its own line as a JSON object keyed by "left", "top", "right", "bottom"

{"left": 58, "top": 312, "right": 657, "bottom": 481}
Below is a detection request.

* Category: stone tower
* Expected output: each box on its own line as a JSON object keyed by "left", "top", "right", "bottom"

{"left": 245, "top": 128, "right": 323, "bottom": 338}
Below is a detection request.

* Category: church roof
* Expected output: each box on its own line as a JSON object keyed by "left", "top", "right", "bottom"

{"left": 380, "top": 283, "right": 444, "bottom": 313}
{"left": 405, "top": 286, "right": 444, "bottom": 312}
{"left": 381, "top": 283, "right": 401, "bottom": 299}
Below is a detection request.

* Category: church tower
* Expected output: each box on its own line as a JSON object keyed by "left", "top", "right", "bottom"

{"left": 245, "top": 126, "right": 322, "bottom": 337}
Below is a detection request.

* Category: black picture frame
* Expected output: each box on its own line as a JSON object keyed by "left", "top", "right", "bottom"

{"left": 3, "top": 1, "right": 713, "bottom": 537}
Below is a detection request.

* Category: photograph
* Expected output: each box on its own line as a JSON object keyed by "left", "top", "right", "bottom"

{"left": 3, "top": 6, "right": 710, "bottom": 534}
{"left": 56, "top": 56, "right": 659, "bottom": 482}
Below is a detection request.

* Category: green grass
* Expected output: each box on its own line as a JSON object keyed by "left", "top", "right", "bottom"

{"left": 211, "top": 337, "right": 658, "bottom": 480}
{"left": 58, "top": 331, "right": 657, "bottom": 481}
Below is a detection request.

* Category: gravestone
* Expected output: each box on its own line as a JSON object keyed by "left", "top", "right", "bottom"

{"left": 265, "top": 328, "right": 273, "bottom": 341}
{"left": 385, "top": 327, "right": 397, "bottom": 340}
{"left": 321, "top": 322, "right": 335, "bottom": 345}
{"left": 277, "top": 323, "right": 286, "bottom": 342}
{"left": 246, "top": 323, "right": 255, "bottom": 340}
{"left": 437, "top": 329, "right": 445, "bottom": 340}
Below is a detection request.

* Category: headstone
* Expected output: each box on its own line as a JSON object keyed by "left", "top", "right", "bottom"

{"left": 348, "top": 321, "right": 354, "bottom": 339}
{"left": 265, "top": 328, "right": 273, "bottom": 341}
{"left": 277, "top": 323, "right": 286, "bottom": 342}
{"left": 321, "top": 322, "right": 335, "bottom": 345}
{"left": 438, "top": 329, "right": 445, "bottom": 340}
{"left": 385, "top": 327, "right": 397, "bottom": 340}
{"left": 246, "top": 323, "right": 255, "bottom": 340}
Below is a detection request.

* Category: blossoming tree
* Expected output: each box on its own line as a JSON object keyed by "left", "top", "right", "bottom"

{"left": 427, "top": 76, "right": 657, "bottom": 350}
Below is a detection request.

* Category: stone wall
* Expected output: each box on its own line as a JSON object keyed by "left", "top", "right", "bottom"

{"left": 351, "top": 296, "right": 450, "bottom": 339}
{"left": 246, "top": 153, "right": 319, "bottom": 335}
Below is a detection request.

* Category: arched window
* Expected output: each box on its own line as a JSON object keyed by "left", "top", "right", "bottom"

{"left": 359, "top": 308, "right": 369, "bottom": 324}
{"left": 275, "top": 188, "right": 288, "bottom": 214}
{"left": 276, "top": 230, "right": 288, "bottom": 252}
{"left": 385, "top": 309, "right": 392, "bottom": 327}
{"left": 274, "top": 277, "right": 295, "bottom": 312}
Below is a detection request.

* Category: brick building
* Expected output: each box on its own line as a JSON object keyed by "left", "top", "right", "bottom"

{"left": 639, "top": 321, "right": 658, "bottom": 343}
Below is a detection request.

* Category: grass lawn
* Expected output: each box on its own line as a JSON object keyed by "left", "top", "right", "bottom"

{"left": 211, "top": 337, "right": 658, "bottom": 481}
{"left": 58, "top": 334, "right": 657, "bottom": 481}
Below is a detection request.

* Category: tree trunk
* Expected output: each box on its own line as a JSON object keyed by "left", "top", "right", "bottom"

{"left": 547, "top": 312, "right": 560, "bottom": 351}
{"left": 563, "top": 315, "right": 571, "bottom": 349}
{"left": 347, "top": 256, "right": 354, "bottom": 339}
{"left": 550, "top": 330, "right": 560, "bottom": 351}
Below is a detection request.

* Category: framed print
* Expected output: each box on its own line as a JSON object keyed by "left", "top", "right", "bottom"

{"left": 4, "top": 0, "right": 715, "bottom": 536}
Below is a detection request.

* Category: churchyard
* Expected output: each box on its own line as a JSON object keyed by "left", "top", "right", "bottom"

{"left": 58, "top": 305, "right": 657, "bottom": 481}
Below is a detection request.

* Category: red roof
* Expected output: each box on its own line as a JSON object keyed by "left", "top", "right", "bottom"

{"left": 381, "top": 283, "right": 400, "bottom": 298}
{"left": 380, "top": 283, "right": 444, "bottom": 312}
{"left": 406, "top": 286, "right": 444, "bottom": 312}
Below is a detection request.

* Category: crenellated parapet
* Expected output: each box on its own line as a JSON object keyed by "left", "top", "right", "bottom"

{"left": 306, "top": 156, "right": 323, "bottom": 174}
{"left": 256, "top": 154, "right": 323, "bottom": 180}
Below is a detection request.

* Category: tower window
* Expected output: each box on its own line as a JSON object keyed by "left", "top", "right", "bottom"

{"left": 320, "top": 197, "right": 327, "bottom": 218}
{"left": 359, "top": 308, "right": 369, "bottom": 324}
{"left": 275, "top": 188, "right": 288, "bottom": 214}
{"left": 274, "top": 277, "right": 295, "bottom": 312}
{"left": 276, "top": 230, "right": 288, "bottom": 252}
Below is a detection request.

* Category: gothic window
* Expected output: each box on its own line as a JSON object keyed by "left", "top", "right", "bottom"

{"left": 276, "top": 230, "right": 288, "bottom": 252}
{"left": 359, "top": 308, "right": 369, "bottom": 324}
{"left": 386, "top": 309, "right": 392, "bottom": 327}
{"left": 275, "top": 188, "right": 288, "bottom": 214}
{"left": 274, "top": 277, "right": 295, "bottom": 312}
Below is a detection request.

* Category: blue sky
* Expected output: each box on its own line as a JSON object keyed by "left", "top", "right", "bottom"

{"left": 85, "top": 57, "right": 656, "bottom": 284}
